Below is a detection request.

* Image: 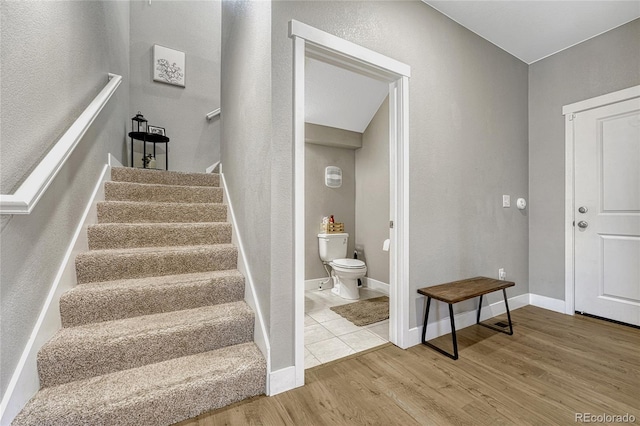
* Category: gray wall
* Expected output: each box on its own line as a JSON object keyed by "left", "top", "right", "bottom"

{"left": 129, "top": 0, "right": 220, "bottom": 173}
{"left": 0, "top": 1, "right": 130, "bottom": 398}
{"left": 220, "top": 0, "right": 276, "bottom": 363}
{"left": 528, "top": 19, "right": 640, "bottom": 300}
{"left": 272, "top": 1, "right": 529, "bottom": 344}
{"left": 305, "top": 144, "right": 356, "bottom": 280}
{"left": 356, "top": 96, "right": 390, "bottom": 284}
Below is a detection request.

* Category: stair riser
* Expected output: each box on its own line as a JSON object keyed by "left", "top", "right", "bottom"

{"left": 97, "top": 202, "right": 227, "bottom": 223}
{"left": 87, "top": 223, "right": 232, "bottom": 250}
{"left": 38, "top": 315, "right": 255, "bottom": 388}
{"left": 60, "top": 276, "right": 245, "bottom": 327}
{"left": 105, "top": 182, "right": 223, "bottom": 204}
{"left": 75, "top": 247, "right": 238, "bottom": 284}
{"left": 111, "top": 167, "right": 220, "bottom": 187}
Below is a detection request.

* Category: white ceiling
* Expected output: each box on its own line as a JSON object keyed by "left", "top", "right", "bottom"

{"left": 423, "top": 1, "right": 640, "bottom": 64}
{"left": 305, "top": 57, "right": 389, "bottom": 133}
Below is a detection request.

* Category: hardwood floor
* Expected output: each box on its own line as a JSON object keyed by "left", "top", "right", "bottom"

{"left": 176, "top": 306, "right": 639, "bottom": 425}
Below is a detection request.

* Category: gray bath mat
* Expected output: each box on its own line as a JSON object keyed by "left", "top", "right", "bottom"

{"left": 330, "top": 296, "right": 389, "bottom": 326}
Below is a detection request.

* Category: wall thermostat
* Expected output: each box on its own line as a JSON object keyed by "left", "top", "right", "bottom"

{"left": 516, "top": 198, "right": 527, "bottom": 210}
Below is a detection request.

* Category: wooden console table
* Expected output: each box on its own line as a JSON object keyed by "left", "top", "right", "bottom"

{"left": 418, "top": 277, "right": 515, "bottom": 360}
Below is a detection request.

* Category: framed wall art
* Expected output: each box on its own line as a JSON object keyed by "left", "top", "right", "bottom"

{"left": 147, "top": 125, "right": 166, "bottom": 136}
{"left": 153, "top": 44, "right": 185, "bottom": 87}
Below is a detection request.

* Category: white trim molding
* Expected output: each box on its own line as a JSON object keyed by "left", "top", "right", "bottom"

{"left": 219, "top": 170, "right": 272, "bottom": 395}
{"left": 290, "top": 20, "right": 411, "bottom": 394}
{"left": 562, "top": 85, "right": 640, "bottom": 316}
{"left": 205, "top": 161, "right": 220, "bottom": 174}
{"left": 529, "top": 294, "right": 566, "bottom": 314}
{"left": 0, "top": 155, "right": 119, "bottom": 425}
{"left": 0, "top": 73, "right": 122, "bottom": 215}
{"left": 268, "top": 366, "right": 297, "bottom": 396}
{"left": 563, "top": 85, "right": 640, "bottom": 115}
{"left": 364, "top": 277, "right": 389, "bottom": 295}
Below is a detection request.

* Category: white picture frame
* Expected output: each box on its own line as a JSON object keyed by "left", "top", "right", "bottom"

{"left": 153, "top": 44, "right": 185, "bottom": 87}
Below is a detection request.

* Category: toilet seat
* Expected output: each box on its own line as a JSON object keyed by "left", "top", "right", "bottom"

{"left": 330, "top": 258, "right": 365, "bottom": 269}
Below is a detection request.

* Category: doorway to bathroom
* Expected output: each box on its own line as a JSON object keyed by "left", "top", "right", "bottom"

{"left": 291, "top": 20, "right": 411, "bottom": 386}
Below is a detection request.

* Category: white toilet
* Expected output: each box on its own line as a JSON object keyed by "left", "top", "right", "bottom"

{"left": 317, "top": 233, "right": 367, "bottom": 300}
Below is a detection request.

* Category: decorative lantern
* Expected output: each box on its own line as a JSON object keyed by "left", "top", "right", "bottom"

{"left": 131, "top": 111, "right": 147, "bottom": 134}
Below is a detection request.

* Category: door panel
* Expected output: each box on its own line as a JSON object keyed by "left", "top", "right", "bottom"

{"left": 574, "top": 98, "right": 640, "bottom": 326}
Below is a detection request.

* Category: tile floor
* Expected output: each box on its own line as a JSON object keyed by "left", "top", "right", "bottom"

{"left": 305, "top": 287, "right": 389, "bottom": 369}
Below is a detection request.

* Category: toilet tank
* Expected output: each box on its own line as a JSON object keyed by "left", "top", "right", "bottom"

{"left": 317, "top": 233, "right": 348, "bottom": 262}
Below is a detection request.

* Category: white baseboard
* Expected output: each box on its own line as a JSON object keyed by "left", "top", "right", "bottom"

{"left": 406, "top": 293, "right": 530, "bottom": 347}
{"left": 0, "top": 156, "right": 117, "bottom": 425}
{"left": 305, "top": 277, "right": 332, "bottom": 291}
{"left": 268, "top": 366, "right": 297, "bottom": 396}
{"left": 364, "top": 277, "right": 389, "bottom": 295}
{"left": 219, "top": 171, "right": 272, "bottom": 394}
{"left": 205, "top": 160, "right": 221, "bottom": 174}
{"left": 529, "top": 294, "right": 566, "bottom": 314}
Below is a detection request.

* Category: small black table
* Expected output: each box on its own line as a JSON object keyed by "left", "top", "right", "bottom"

{"left": 418, "top": 277, "right": 515, "bottom": 360}
{"left": 128, "top": 131, "right": 170, "bottom": 170}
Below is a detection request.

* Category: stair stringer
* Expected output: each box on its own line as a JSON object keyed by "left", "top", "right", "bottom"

{"left": 219, "top": 169, "right": 272, "bottom": 394}
{"left": 0, "top": 154, "right": 120, "bottom": 426}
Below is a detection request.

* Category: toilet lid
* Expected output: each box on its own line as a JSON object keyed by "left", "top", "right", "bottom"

{"left": 331, "top": 258, "right": 365, "bottom": 269}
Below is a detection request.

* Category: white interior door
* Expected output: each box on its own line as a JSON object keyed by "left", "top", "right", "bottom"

{"left": 574, "top": 97, "right": 640, "bottom": 326}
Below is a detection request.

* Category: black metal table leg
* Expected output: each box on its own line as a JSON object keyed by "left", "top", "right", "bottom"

{"left": 476, "top": 294, "right": 483, "bottom": 324}
{"left": 503, "top": 288, "right": 514, "bottom": 335}
{"left": 143, "top": 135, "right": 147, "bottom": 168}
{"left": 477, "top": 289, "right": 514, "bottom": 335}
{"left": 421, "top": 297, "right": 459, "bottom": 360}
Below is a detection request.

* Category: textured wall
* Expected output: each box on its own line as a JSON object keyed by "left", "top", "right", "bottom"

{"left": 305, "top": 144, "right": 356, "bottom": 280}
{"left": 0, "top": 1, "right": 130, "bottom": 399}
{"left": 356, "top": 97, "right": 390, "bottom": 284}
{"left": 220, "top": 0, "right": 274, "bottom": 360}
{"left": 129, "top": 1, "right": 220, "bottom": 173}
{"left": 528, "top": 19, "right": 640, "bottom": 300}
{"left": 272, "top": 0, "right": 529, "bottom": 344}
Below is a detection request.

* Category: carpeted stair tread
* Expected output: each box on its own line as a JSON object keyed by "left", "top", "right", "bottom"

{"left": 111, "top": 167, "right": 220, "bottom": 187}
{"left": 105, "top": 181, "right": 223, "bottom": 204}
{"left": 97, "top": 201, "right": 227, "bottom": 223}
{"left": 60, "top": 270, "right": 245, "bottom": 327}
{"left": 14, "top": 342, "right": 266, "bottom": 426}
{"left": 88, "top": 222, "right": 232, "bottom": 250}
{"left": 38, "top": 301, "right": 255, "bottom": 387}
{"left": 75, "top": 244, "right": 238, "bottom": 284}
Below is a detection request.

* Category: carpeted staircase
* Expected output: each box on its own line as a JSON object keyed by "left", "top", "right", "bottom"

{"left": 13, "top": 167, "right": 266, "bottom": 426}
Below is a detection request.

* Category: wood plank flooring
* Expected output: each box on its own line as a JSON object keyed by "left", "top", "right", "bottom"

{"left": 176, "top": 306, "right": 639, "bottom": 425}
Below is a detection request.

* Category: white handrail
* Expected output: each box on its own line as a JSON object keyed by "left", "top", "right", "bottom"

{"left": 0, "top": 73, "right": 122, "bottom": 215}
{"left": 206, "top": 108, "right": 221, "bottom": 121}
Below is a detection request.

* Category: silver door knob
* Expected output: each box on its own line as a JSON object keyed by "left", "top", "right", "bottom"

{"left": 578, "top": 206, "right": 588, "bottom": 214}
{"left": 577, "top": 221, "right": 589, "bottom": 229}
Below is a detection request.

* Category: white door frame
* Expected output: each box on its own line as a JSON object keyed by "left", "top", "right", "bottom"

{"left": 562, "top": 85, "right": 640, "bottom": 315}
{"left": 290, "top": 20, "right": 411, "bottom": 387}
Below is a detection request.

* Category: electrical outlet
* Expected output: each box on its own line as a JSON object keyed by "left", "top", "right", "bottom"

{"left": 498, "top": 268, "right": 506, "bottom": 280}
{"left": 502, "top": 195, "right": 511, "bottom": 208}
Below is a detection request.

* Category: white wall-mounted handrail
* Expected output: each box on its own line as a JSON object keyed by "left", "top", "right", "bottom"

{"left": 0, "top": 73, "right": 122, "bottom": 215}
{"left": 206, "top": 108, "right": 221, "bottom": 121}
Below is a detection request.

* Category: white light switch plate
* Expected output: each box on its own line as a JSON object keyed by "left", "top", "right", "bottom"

{"left": 502, "top": 195, "right": 511, "bottom": 208}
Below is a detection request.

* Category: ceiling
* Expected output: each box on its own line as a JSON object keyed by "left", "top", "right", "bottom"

{"left": 305, "top": 1, "right": 640, "bottom": 134}
{"left": 423, "top": 1, "right": 640, "bottom": 64}
{"left": 305, "top": 57, "right": 389, "bottom": 133}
